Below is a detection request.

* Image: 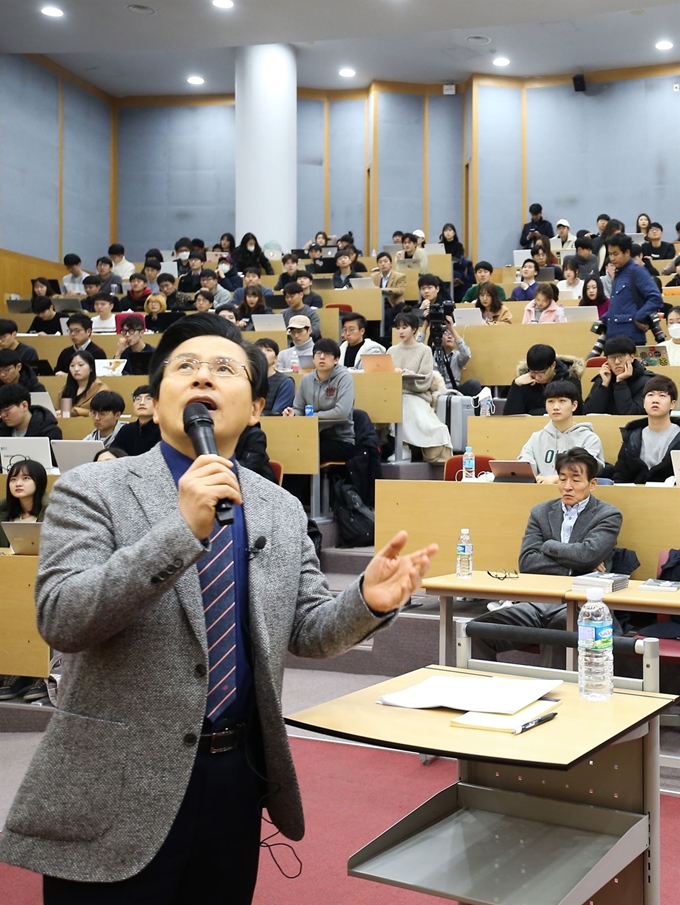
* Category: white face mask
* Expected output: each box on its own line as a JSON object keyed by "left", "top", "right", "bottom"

{"left": 247, "top": 244, "right": 256, "bottom": 252}
{"left": 668, "top": 323, "right": 680, "bottom": 340}
{"left": 177, "top": 251, "right": 190, "bottom": 260}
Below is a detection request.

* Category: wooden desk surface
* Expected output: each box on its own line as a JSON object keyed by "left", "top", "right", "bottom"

{"left": 467, "top": 414, "right": 631, "bottom": 464}
{"left": 567, "top": 580, "right": 680, "bottom": 614}
{"left": 458, "top": 322, "right": 596, "bottom": 384}
{"left": 0, "top": 556, "right": 50, "bottom": 677}
{"left": 285, "top": 664, "right": 674, "bottom": 768}
{"left": 375, "top": 481, "right": 674, "bottom": 580}
{"left": 423, "top": 571, "right": 573, "bottom": 601}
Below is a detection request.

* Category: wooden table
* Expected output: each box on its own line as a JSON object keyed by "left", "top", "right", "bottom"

{"left": 566, "top": 581, "right": 680, "bottom": 632}
{"left": 287, "top": 664, "right": 675, "bottom": 905}
{"left": 422, "top": 570, "right": 574, "bottom": 666}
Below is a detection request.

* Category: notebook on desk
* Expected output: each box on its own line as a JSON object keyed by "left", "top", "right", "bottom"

{"left": 51, "top": 440, "right": 104, "bottom": 473}
{"left": 1, "top": 522, "right": 42, "bottom": 555}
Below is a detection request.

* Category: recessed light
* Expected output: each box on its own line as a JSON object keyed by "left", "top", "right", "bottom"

{"left": 41, "top": 6, "right": 64, "bottom": 16}
{"left": 655, "top": 40, "right": 674, "bottom": 51}
{"left": 212, "top": 0, "right": 234, "bottom": 7}
{"left": 493, "top": 57, "right": 510, "bottom": 67}
{"left": 187, "top": 76, "right": 205, "bottom": 85}
{"left": 126, "top": 4, "right": 156, "bottom": 14}
{"left": 339, "top": 68, "right": 356, "bottom": 78}
{"left": 466, "top": 35, "right": 491, "bottom": 46}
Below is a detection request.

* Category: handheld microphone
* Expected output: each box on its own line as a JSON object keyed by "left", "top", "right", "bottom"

{"left": 183, "top": 402, "right": 234, "bottom": 525}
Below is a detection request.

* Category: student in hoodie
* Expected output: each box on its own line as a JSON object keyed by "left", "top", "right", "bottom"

{"left": 0, "top": 384, "right": 62, "bottom": 442}
{"left": 583, "top": 336, "right": 656, "bottom": 416}
{"left": 122, "top": 273, "right": 152, "bottom": 312}
{"left": 505, "top": 344, "right": 584, "bottom": 416}
{"left": 0, "top": 350, "right": 45, "bottom": 394}
{"left": 518, "top": 380, "right": 604, "bottom": 483}
{"left": 521, "top": 282, "right": 559, "bottom": 324}
{"left": 612, "top": 376, "right": 680, "bottom": 484}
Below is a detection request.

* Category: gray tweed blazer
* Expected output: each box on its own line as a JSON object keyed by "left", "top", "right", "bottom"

{"left": 0, "top": 444, "right": 390, "bottom": 882}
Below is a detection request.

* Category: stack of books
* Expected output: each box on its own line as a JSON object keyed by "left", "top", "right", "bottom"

{"left": 571, "top": 572, "right": 630, "bottom": 592}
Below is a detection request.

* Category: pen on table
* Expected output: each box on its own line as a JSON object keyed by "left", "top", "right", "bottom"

{"left": 512, "top": 712, "right": 558, "bottom": 735}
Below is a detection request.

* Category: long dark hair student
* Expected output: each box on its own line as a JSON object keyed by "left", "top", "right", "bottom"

{"left": 439, "top": 223, "right": 465, "bottom": 258}
{"left": 4, "top": 459, "right": 48, "bottom": 520}
{"left": 476, "top": 282, "right": 504, "bottom": 315}
{"left": 580, "top": 275, "right": 608, "bottom": 308}
{"left": 237, "top": 286, "right": 270, "bottom": 320}
{"left": 61, "top": 349, "right": 97, "bottom": 402}
{"left": 30, "top": 277, "right": 54, "bottom": 301}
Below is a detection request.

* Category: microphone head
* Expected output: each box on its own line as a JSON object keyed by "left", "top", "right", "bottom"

{"left": 183, "top": 402, "right": 214, "bottom": 433}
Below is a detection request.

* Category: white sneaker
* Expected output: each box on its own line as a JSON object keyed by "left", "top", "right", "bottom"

{"left": 487, "top": 600, "right": 514, "bottom": 612}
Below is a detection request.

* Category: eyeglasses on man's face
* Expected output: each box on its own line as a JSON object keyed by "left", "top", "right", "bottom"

{"left": 164, "top": 355, "right": 251, "bottom": 381}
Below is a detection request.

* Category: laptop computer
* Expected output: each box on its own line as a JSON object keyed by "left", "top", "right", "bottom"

{"left": 636, "top": 345, "right": 671, "bottom": 367}
{"left": 322, "top": 246, "right": 338, "bottom": 259}
{"left": 489, "top": 460, "right": 537, "bottom": 484}
{"left": 298, "top": 355, "right": 314, "bottom": 370}
{"left": 1, "top": 522, "right": 42, "bottom": 555}
{"left": 145, "top": 311, "right": 184, "bottom": 333}
{"left": 558, "top": 289, "right": 577, "bottom": 301}
{"left": 361, "top": 354, "right": 396, "bottom": 374}
{"left": 395, "top": 259, "right": 421, "bottom": 273}
{"left": 251, "top": 313, "right": 286, "bottom": 332}
{"left": 95, "top": 359, "right": 126, "bottom": 378}
{"left": 35, "top": 359, "right": 55, "bottom": 377}
{"left": 453, "top": 307, "right": 484, "bottom": 327}
{"left": 512, "top": 249, "right": 530, "bottom": 268}
{"left": 311, "top": 277, "right": 335, "bottom": 291}
{"left": 0, "top": 437, "right": 53, "bottom": 472}
{"left": 51, "top": 440, "right": 104, "bottom": 473}
{"left": 563, "top": 307, "right": 598, "bottom": 323}
{"left": 537, "top": 267, "right": 555, "bottom": 281}
{"left": 53, "top": 297, "right": 84, "bottom": 313}
{"left": 30, "top": 392, "right": 57, "bottom": 415}
{"left": 384, "top": 244, "right": 402, "bottom": 258}
{"left": 349, "top": 277, "right": 375, "bottom": 290}
{"left": 424, "top": 243, "right": 445, "bottom": 256}
{"left": 6, "top": 298, "right": 32, "bottom": 314}
{"left": 126, "top": 352, "right": 152, "bottom": 375}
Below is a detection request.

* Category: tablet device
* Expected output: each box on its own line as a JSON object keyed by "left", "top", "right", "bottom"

{"left": 453, "top": 308, "right": 484, "bottom": 327}
{"left": 250, "top": 314, "right": 286, "bottom": 331}
{"left": 489, "top": 460, "right": 537, "bottom": 483}
{"left": 1, "top": 521, "right": 42, "bottom": 555}
{"left": 563, "top": 307, "right": 598, "bottom": 323}
{"left": 51, "top": 440, "right": 105, "bottom": 473}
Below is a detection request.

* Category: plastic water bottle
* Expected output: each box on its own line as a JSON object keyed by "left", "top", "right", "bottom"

{"left": 515, "top": 268, "right": 521, "bottom": 283}
{"left": 462, "top": 446, "right": 475, "bottom": 481}
{"left": 578, "top": 588, "right": 614, "bottom": 701}
{"left": 480, "top": 398, "right": 492, "bottom": 416}
{"left": 290, "top": 349, "right": 300, "bottom": 373}
{"left": 556, "top": 303, "right": 566, "bottom": 323}
{"left": 456, "top": 529, "right": 473, "bottom": 578}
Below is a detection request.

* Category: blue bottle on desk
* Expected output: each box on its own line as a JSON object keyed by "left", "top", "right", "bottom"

{"left": 578, "top": 588, "right": 613, "bottom": 701}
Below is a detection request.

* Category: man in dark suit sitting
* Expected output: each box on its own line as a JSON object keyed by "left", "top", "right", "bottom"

{"left": 471, "top": 448, "right": 623, "bottom": 668}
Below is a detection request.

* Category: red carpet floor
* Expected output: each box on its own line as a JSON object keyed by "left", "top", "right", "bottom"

{"left": 2, "top": 736, "right": 680, "bottom": 904}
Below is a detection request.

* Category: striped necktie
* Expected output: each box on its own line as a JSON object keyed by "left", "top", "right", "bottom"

{"left": 198, "top": 522, "right": 237, "bottom": 722}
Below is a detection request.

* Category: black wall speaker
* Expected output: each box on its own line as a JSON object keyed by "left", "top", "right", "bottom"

{"left": 573, "top": 74, "right": 587, "bottom": 93}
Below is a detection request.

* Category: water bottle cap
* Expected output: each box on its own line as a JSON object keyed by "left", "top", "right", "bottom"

{"left": 586, "top": 586, "right": 605, "bottom": 602}
{"left": 461, "top": 528, "right": 469, "bottom": 534}
{"left": 465, "top": 446, "right": 472, "bottom": 452}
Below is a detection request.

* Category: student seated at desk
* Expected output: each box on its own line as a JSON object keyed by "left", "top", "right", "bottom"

{"left": 157, "top": 273, "right": 192, "bottom": 311}
{"left": 505, "top": 343, "right": 584, "bottom": 416}
{"left": 177, "top": 252, "right": 206, "bottom": 294}
{"left": 461, "top": 261, "right": 507, "bottom": 304}
{"left": 471, "top": 448, "right": 623, "bottom": 669}
{"left": 236, "top": 286, "right": 273, "bottom": 330}
{"left": 295, "top": 271, "right": 323, "bottom": 309}
{"left": 109, "top": 243, "right": 136, "bottom": 282}
{"left": 372, "top": 251, "right": 407, "bottom": 311}
{"left": 0, "top": 350, "right": 45, "bottom": 394}
{"left": 114, "top": 316, "right": 156, "bottom": 375}
{"left": 95, "top": 256, "right": 123, "bottom": 297}
{"left": 332, "top": 249, "right": 359, "bottom": 289}
{"left": 143, "top": 258, "right": 162, "bottom": 294}
{"left": 28, "top": 297, "right": 62, "bottom": 335}
{"left": 518, "top": 380, "right": 604, "bottom": 482}
{"left": 121, "top": 273, "right": 152, "bottom": 312}
{"left": 510, "top": 259, "right": 539, "bottom": 301}
{"left": 388, "top": 310, "right": 452, "bottom": 463}
{"left": 54, "top": 313, "right": 108, "bottom": 376}
{"left": 282, "top": 283, "right": 321, "bottom": 338}
{"left": 521, "top": 282, "right": 559, "bottom": 324}
{"left": 114, "top": 385, "right": 161, "bottom": 456}
{"left": 277, "top": 315, "right": 314, "bottom": 370}
{"left": 659, "top": 307, "right": 680, "bottom": 366}
{"left": 61, "top": 252, "right": 90, "bottom": 296}
{"left": 57, "top": 350, "right": 110, "bottom": 417}
{"left": 254, "top": 338, "right": 295, "bottom": 414}
{"left": 193, "top": 290, "right": 214, "bottom": 314}
{"left": 476, "top": 283, "right": 513, "bottom": 324}
{"left": 436, "top": 315, "right": 482, "bottom": 397}
{"left": 82, "top": 390, "right": 126, "bottom": 448}
{"left": 583, "top": 336, "right": 655, "bottom": 416}
{"left": 90, "top": 293, "right": 118, "bottom": 332}
{"left": 0, "top": 459, "right": 50, "bottom": 703}
{"left": 199, "top": 270, "right": 231, "bottom": 308}
{"left": 232, "top": 267, "right": 275, "bottom": 307}
{"left": 273, "top": 253, "right": 300, "bottom": 291}
{"left": 81, "top": 274, "right": 102, "bottom": 312}
{"left": 339, "top": 313, "right": 385, "bottom": 370}
{"left": 284, "top": 338, "right": 356, "bottom": 463}
{"left": 0, "top": 319, "right": 39, "bottom": 368}
{"left": 0, "top": 384, "right": 62, "bottom": 443}
{"left": 613, "top": 376, "right": 680, "bottom": 484}
{"left": 144, "top": 292, "right": 167, "bottom": 329}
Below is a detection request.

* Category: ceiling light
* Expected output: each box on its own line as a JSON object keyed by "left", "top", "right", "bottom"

{"left": 126, "top": 4, "right": 156, "bottom": 13}
{"left": 41, "top": 6, "right": 64, "bottom": 16}
{"left": 493, "top": 57, "right": 510, "bottom": 67}
{"left": 466, "top": 35, "right": 491, "bottom": 46}
{"left": 187, "top": 76, "right": 205, "bottom": 85}
{"left": 212, "top": 0, "right": 234, "bottom": 7}
{"left": 339, "top": 68, "right": 356, "bottom": 78}
{"left": 655, "top": 40, "right": 674, "bottom": 51}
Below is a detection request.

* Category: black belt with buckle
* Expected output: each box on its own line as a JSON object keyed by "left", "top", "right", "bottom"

{"left": 198, "top": 722, "right": 247, "bottom": 755}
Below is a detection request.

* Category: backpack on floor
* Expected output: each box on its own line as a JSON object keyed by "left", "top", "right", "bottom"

{"left": 333, "top": 479, "right": 375, "bottom": 548}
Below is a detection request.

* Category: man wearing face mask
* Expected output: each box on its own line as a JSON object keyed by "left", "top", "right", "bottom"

{"left": 173, "top": 238, "right": 193, "bottom": 277}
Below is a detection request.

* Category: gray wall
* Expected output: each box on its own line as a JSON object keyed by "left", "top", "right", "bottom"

{"left": 329, "top": 99, "right": 366, "bottom": 252}
{"left": 427, "top": 94, "right": 464, "bottom": 247}
{"left": 116, "top": 103, "right": 236, "bottom": 261}
{"left": 0, "top": 55, "right": 60, "bottom": 260}
{"left": 297, "top": 98, "right": 325, "bottom": 247}
{"left": 477, "top": 84, "right": 522, "bottom": 267}
{"left": 62, "top": 82, "right": 111, "bottom": 268}
{"left": 377, "top": 93, "right": 424, "bottom": 249}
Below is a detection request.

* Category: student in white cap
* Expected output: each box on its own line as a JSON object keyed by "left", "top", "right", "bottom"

{"left": 554, "top": 219, "right": 576, "bottom": 250}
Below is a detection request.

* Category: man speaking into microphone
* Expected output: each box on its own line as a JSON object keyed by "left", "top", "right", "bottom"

{"left": 0, "top": 314, "right": 438, "bottom": 904}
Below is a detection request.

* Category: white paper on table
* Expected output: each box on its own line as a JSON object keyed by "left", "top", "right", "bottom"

{"left": 379, "top": 675, "right": 562, "bottom": 715}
